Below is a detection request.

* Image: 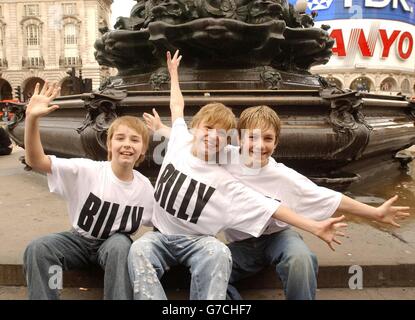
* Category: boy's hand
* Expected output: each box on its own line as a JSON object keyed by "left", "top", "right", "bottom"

{"left": 26, "top": 82, "right": 61, "bottom": 119}
{"left": 375, "top": 195, "right": 410, "bottom": 227}
{"left": 143, "top": 108, "right": 163, "bottom": 132}
{"left": 314, "top": 215, "right": 348, "bottom": 251}
{"left": 167, "top": 50, "right": 182, "bottom": 76}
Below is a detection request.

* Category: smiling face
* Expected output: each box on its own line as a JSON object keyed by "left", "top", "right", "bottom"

{"left": 106, "top": 116, "right": 149, "bottom": 171}
{"left": 237, "top": 105, "right": 281, "bottom": 167}
{"left": 189, "top": 103, "right": 237, "bottom": 162}
{"left": 191, "top": 120, "right": 229, "bottom": 161}
{"left": 108, "top": 124, "right": 145, "bottom": 170}
{"left": 241, "top": 127, "right": 277, "bottom": 167}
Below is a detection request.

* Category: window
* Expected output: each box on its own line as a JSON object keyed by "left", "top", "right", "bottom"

{"left": 64, "top": 24, "right": 77, "bottom": 45}
{"left": 326, "top": 77, "right": 343, "bottom": 89}
{"left": 26, "top": 25, "right": 39, "bottom": 46}
{"left": 65, "top": 56, "right": 79, "bottom": 66}
{"left": 0, "top": 28, "right": 3, "bottom": 46}
{"left": 380, "top": 77, "right": 397, "bottom": 92}
{"left": 24, "top": 4, "right": 39, "bottom": 17}
{"left": 62, "top": 3, "right": 76, "bottom": 15}
{"left": 401, "top": 79, "right": 411, "bottom": 93}
{"left": 29, "top": 57, "right": 41, "bottom": 67}
{"left": 350, "top": 77, "right": 373, "bottom": 92}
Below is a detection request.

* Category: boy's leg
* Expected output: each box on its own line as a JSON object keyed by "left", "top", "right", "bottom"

{"left": 178, "top": 236, "right": 232, "bottom": 300}
{"left": 227, "top": 238, "right": 267, "bottom": 300}
{"left": 264, "top": 229, "right": 318, "bottom": 300}
{"left": 97, "top": 233, "right": 133, "bottom": 300}
{"left": 23, "top": 231, "right": 91, "bottom": 300}
{"left": 128, "top": 231, "right": 176, "bottom": 300}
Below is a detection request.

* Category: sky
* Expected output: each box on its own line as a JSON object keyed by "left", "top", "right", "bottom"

{"left": 110, "top": 0, "right": 136, "bottom": 28}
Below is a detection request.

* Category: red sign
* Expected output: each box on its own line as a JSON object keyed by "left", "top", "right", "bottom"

{"left": 330, "top": 28, "right": 414, "bottom": 60}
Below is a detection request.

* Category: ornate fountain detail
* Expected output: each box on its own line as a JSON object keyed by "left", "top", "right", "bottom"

{"left": 6, "top": 0, "right": 415, "bottom": 191}
{"left": 76, "top": 90, "right": 128, "bottom": 160}
{"left": 322, "top": 90, "right": 372, "bottom": 161}
{"left": 94, "top": 0, "right": 334, "bottom": 90}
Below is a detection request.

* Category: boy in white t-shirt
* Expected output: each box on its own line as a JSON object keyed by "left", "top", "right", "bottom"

{"left": 223, "top": 105, "right": 410, "bottom": 300}
{"left": 127, "top": 51, "right": 348, "bottom": 300}
{"left": 23, "top": 83, "right": 154, "bottom": 300}
{"left": 143, "top": 102, "right": 411, "bottom": 300}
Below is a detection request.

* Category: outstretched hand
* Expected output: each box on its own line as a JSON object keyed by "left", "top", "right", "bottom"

{"left": 375, "top": 195, "right": 410, "bottom": 227}
{"left": 26, "top": 82, "right": 61, "bottom": 119}
{"left": 143, "top": 108, "right": 163, "bottom": 132}
{"left": 314, "top": 215, "right": 348, "bottom": 251}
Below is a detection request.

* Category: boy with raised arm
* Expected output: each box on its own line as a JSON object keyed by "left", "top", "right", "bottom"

{"left": 23, "top": 82, "right": 154, "bottom": 299}
{"left": 127, "top": 51, "right": 347, "bottom": 300}
{"left": 144, "top": 98, "right": 410, "bottom": 301}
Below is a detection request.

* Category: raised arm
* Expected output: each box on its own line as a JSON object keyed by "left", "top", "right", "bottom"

{"left": 167, "top": 50, "right": 184, "bottom": 123}
{"left": 273, "top": 205, "right": 347, "bottom": 251}
{"left": 336, "top": 194, "right": 410, "bottom": 227}
{"left": 24, "top": 82, "right": 61, "bottom": 174}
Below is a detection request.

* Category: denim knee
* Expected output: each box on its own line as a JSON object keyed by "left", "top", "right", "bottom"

{"left": 24, "top": 238, "right": 55, "bottom": 265}
{"left": 198, "top": 239, "right": 232, "bottom": 272}
{"left": 283, "top": 251, "right": 318, "bottom": 274}
{"left": 128, "top": 240, "right": 160, "bottom": 293}
{"left": 128, "top": 239, "right": 158, "bottom": 274}
{"left": 99, "top": 234, "right": 131, "bottom": 268}
{"left": 104, "top": 234, "right": 131, "bottom": 257}
{"left": 129, "top": 240, "right": 147, "bottom": 263}
{"left": 130, "top": 235, "right": 158, "bottom": 262}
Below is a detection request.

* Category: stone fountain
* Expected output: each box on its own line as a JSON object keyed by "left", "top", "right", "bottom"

{"left": 7, "top": 0, "right": 415, "bottom": 190}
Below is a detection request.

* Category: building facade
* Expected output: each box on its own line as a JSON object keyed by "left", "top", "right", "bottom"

{"left": 301, "top": 0, "right": 415, "bottom": 96}
{"left": 0, "top": 0, "right": 112, "bottom": 101}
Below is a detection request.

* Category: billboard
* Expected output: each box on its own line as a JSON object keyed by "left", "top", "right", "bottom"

{"left": 289, "top": 1, "right": 415, "bottom": 71}
{"left": 300, "top": 0, "right": 415, "bottom": 24}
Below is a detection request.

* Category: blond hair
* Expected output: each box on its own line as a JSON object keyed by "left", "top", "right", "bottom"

{"left": 106, "top": 116, "right": 149, "bottom": 166}
{"left": 190, "top": 102, "right": 237, "bottom": 131}
{"left": 238, "top": 105, "right": 281, "bottom": 143}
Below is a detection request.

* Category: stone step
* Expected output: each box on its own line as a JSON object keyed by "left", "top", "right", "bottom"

{"left": 2, "top": 285, "right": 415, "bottom": 300}
{"left": 1, "top": 263, "right": 415, "bottom": 290}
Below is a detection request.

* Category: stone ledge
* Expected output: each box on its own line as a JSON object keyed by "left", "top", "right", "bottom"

{"left": 2, "top": 263, "right": 415, "bottom": 290}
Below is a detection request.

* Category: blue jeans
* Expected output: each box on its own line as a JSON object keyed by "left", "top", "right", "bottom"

{"left": 128, "top": 231, "right": 232, "bottom": 300}
{"left": 227, "top": 229, "right": 318, "bottom": 300}
{"left": 23, "top": 230, "right": 133, "bottom": 300}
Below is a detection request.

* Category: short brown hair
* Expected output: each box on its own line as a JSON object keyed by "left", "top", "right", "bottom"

{"left": 106, "top": 116, "right": 149, "bottom": 166}
{"left": 238, "top": 105, "right": 281, "bottom": 143}
{"left": 190, "top": 103, "right": 237, "bottom": 131}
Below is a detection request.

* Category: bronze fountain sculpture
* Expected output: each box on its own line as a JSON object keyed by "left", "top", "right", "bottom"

{"left": 7, "top": 0, "right": 415, "bottom": 190}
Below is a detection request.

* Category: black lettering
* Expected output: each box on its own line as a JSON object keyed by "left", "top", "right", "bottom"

{"left": 101, "top": 203, "right": 120, "bottom": 239}
{"left": 154, "top": 163, "right": 175, "bottom": 201}
{"left": 166, "top": 173, "right": 187, "bottom": 216}
{"left": 129, "top": 206, "right": 144, "bottom": 234}
{"left": 177, "top": 179, "right": 197, "bottom": 220}
{"left": 77, "top": 193, "right": 101, "bottom": 232}
{"left": 91, "top": 201, "right": 111, "bottom": 238}
{"left": 190, "top": 184, "right": 215, "bottom": 224}
{"left": 160, "top": 170, "right": 179, "bottom": 208}
{"left": 118, "top": 206, "right": 131, "bottom": 232}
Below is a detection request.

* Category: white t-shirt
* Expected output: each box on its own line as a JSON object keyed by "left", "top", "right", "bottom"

{"left": 47, "top": 156, "right": 154, "bottom": 240}
{"left": 223, "top": 145, "right": 343, "bottom": 242}
{"left": 151, "top": 118, "right": 281, "bottom": 236}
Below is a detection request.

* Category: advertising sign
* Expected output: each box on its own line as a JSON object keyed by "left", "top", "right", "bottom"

{"left": 289, "top": 1, "right": 415, "bottom": 71}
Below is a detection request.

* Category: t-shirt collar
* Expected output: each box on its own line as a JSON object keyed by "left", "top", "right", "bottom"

{"left": 107, "top": 162, "right": 135, "bottom": 186}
